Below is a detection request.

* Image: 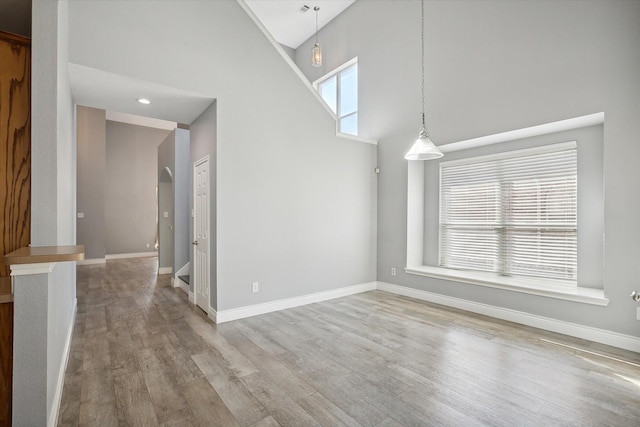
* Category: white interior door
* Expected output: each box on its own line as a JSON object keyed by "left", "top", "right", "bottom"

{"left": 194, "top": 156, "right": 210, "bottom": 312}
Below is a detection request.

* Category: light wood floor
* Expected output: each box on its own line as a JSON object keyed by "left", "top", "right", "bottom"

{"left": 58, "top": 257, "right": 640, "bottom": 426}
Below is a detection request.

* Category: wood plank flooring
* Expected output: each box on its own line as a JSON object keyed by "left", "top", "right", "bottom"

{"left": 58, "top": 257, "right": 640, "bottom": 426}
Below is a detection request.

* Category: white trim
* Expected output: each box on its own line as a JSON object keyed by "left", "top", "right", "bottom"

{"left": 171, "top": 277, "right": 176, "bottom": 288}
{"left": 336, "top": 131, "right": 378, "bottom": 146}
{"left": 76, "top": 258, "right": 106, "bottom": 266}
{"left": 439, "top": 112, "right": 604, "bottom": 153}
{"left": 48, "top": 298, "right": 77, "bottom": 427}
{"left": 105, "top": 252, "right": 158, "bottom": 260}
{"left": 439, "top": 140, "right": 577, "bottom": 167}
{"left": 10, "top": 263, "right": 54, "bottom": 276}
{"left": 208, "top": 307, "right": 217, "bottom": 323}
{"left": 106, "top": 110, "right": 176, "bottom": 131}
{"left": 216, "top": 281, "right": 377, "bottom": 323}
{"left": 178, "top": 277, "right": 190, "bottom": 294}
{"left": 188, "top": 291, "right": 194, "bottom": 304}
{"left": 236, "top": 1, "right": 377, "bottom": 147}
{"left": 377, "top": 282, "right": 640, "bottom": 353}
{"left": 313, "top": 57, "right": 359, "bottom": 88}
{"left": 404, "top": 266, "right": 608, "bottom": 306}
{"left": 158, "top": 266, "right": 172, "bottom": 275}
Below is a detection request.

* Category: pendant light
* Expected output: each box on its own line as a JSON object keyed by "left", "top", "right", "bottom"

{"left": 312, "top": 6, "right": 322, "bottom": 67}
{"left": 405, "top": 0, "right": 443, "bottom": 160}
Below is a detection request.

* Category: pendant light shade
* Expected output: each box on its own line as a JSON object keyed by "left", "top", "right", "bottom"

{"left": 312, "top": 6, "right": 322, "bottom": 67}
{"left": 312, "top": 43, "right": 322, "bottom": 67}
{"left": 405, "top": 0, "right": 443, "bottom": 161}
{"left": 405, "top": 126, "right": 443, "bottom": 160}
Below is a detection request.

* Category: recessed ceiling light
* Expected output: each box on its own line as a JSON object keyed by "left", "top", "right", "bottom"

{"left": 137, "top": 98, "right": 151, "bottom": 105}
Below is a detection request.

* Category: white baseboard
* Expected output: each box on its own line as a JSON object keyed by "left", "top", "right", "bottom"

{"left": 158, "top": 267, "right": 172, "bottom": 275}
{"left": 208, "top": 307, "right": 217, "bottom": 323}
{"left": 179, "top": 281, "right": 189, "bottom": 294}
{"left": 49, "top": 298, "right": 77, "bottom": 427}
{"left": 215, "top": 281, "right": 378, "bottom": 324}
{"left": 188, "top": 291, "right": 194, "bottom": 303}
{"left": 105, "top": 252, "right": 158, "bottom": 260}
{"left": 76, "top": 258, "right": 106, "bottom": 266}
{"left": 377, "top": 282, "right": 640, "bottom": 353}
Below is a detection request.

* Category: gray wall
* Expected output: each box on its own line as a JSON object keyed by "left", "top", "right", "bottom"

{"left": 76, "top": 106, "right": 106, "bottom": 259}
{"left": 31, "top": 0, "right": 77, "bottom": 424}
{"left": 158, "top": 129, "right": 190, "bottom": 275}
{"left": 174, "top": 128, "right": 190, "bottom": 274}
{"left": 105, "top": 121, "right": 170, "bottom": 254}
{"left": 158, "top": 132, "right": 175, "bottom": 270}
{"left": 295, "top": 0, "right": 640, "bottom": 337}
{"left": 190, "top": 101, "right": 217, "bottom": 309}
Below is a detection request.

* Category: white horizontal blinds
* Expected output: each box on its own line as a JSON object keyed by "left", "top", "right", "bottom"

{"left": 440, "top": 142, "right": 577, "bottom": 282}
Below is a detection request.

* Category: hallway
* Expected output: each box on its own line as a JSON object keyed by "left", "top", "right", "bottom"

{"left": 57, "top": 258, "right": 640, "bottom": 426}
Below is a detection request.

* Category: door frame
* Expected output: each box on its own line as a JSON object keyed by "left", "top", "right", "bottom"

{"left": 193, "top": 155, "right": 211, "bottom": 313}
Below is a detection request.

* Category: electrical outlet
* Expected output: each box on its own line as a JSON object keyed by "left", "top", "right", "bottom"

{"left": 252, "top": 282, "right": 259, "bottom": 293}
{"left": 391, "top": 267, "right": 396, "bottom": 276}
{"left": 637, "top": 307, "right": 640, "bottom": 321}
{"left": 146, "top": 243, "right": 150, "bottom": 248}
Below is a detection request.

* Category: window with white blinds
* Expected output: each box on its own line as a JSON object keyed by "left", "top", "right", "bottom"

{"left": 439, "top": 142, "right": 577, "bottom": 282}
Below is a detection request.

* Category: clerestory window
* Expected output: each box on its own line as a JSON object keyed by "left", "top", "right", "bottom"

{"left": 314, "top": 58, "right": 358, "bottom": 136}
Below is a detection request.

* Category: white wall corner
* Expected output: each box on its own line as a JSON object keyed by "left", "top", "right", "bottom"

{"left": 48, "top": 298, "right": 77, "bottom": 427}
{"left": 376, "top": 281, "right": 640, "bottom": 353}
{"left": 208, "top": 307, "right": 217, "bottom": 323}
{"left": 188, "top": 291, "right": 194, "bottom": 304}
{"left": 406, "top": 160, "right": 425, "bottom": 268}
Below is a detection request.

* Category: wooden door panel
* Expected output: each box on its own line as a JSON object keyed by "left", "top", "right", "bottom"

{"left": 0, "top": 31, "right": 31, "bottom": 427}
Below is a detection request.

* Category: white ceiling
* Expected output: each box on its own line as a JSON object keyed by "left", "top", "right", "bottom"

{"left": 245, "top": 0, "right": 355, "bottom": 49}
{"left": 69, "top": 63, "right": 215, "bottom": 125}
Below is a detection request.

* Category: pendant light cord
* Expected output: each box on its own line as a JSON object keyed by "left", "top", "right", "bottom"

{"left": 421, "top": 0, "right": 426, "bottom": 129}
{"left": 315, "top": 6, "right": 319, "bottom": 44}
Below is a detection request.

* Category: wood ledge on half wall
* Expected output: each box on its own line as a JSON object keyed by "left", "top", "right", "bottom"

{"left": 3, "top": 245, "right": 85, "bottom": 265}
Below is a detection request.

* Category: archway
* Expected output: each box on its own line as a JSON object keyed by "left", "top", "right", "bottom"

{"left": 158, "top": 167, "right": 174, "bottom": 274}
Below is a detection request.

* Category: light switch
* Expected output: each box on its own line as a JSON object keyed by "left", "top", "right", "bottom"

{"left": 77, "top": 212, "right": 84, "bottom": 218}
{"left": 163, "top": 212, "right": 169, "bottom": 218}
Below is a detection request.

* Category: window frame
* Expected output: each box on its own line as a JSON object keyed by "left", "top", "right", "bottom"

{"left": 313, "top": 57, "right": 358, "bottom": 136}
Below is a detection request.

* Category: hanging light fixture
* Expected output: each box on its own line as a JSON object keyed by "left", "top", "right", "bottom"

{"left": 312, "top": 6, "right": 322, "bottom": 67}
{"left": 405, "top": 0, "right": 443, "bottom": 160}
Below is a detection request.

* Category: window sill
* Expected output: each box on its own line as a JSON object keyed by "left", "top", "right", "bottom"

{"left": 336, "top": 131, "right": 378, "bottom": 145}
{"left": 404, "top": 265, "right": 608, "bottom": 306}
